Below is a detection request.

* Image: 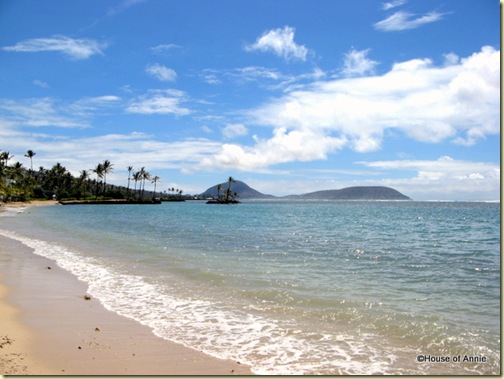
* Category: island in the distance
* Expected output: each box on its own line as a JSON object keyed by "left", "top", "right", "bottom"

{"left": 200, "top": 181, "right": 411, "bottom": 201}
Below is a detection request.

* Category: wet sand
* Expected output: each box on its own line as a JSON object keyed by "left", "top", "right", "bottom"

{"left": 0, "top": 233, "right": 252, "bottom": 375}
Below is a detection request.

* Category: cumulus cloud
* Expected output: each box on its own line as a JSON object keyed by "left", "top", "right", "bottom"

{"left": 251, "top": 46, "right": 499, "bottom": 149}
{"left": 145, "top": 63, "right": 177, "bottom": 82}
{"left": 245, "top": 26, "right": 308, "bottom": 61}
{"left": 126, "top": 89, "right": 191, "bottom": 115}
{"left": 374, "top": 10, "right": 445, "bottom": 31}
{"left": 201, "top": 128, "right": 347, "bottom": 171}
{"left": 2, "top": 35, "right": 107, "bottom": 59}
{"left": 197, "top": 46, "right": 499, "bottom": 172}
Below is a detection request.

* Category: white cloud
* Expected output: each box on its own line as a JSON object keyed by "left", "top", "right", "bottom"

{"left": 201, "top": 66, "right": 326, "bottom": 91}
{"left": 222, "top": 123, "right": 248, "bottom": 139}
{"left": 145, "top": 63, "right": 177, "bottom": 82}
{"left": 374, "top": 10, "right": 445, "bottom": 31}
{"left": 382, "top": 0, "right": 407, "bottom": 10}
{"left": 200, "top": 128, "right": 347, "bottom": 171}
{"left": 33, "top": 80, "right": 49, "bottom": 88}
{"left": 357, "top": 156, "right": 500, "bottom": 200}
{"left": 107, "top": 0, "right": 146, "bottom": 16}
{"left": 1, "top": 127, "right": 223, "bottom": 180}
{"left": 247, "top": 46, "right": 499, "bottom": 155}
{"left": 2, "top": 35, "right": 107, "bottom": 60}
{"left": 245, "top": 26, "right": 308, "bottom": 61}
{"left": 341, "top": 49, "right": 379, "bottom": 77}
{"left": 150, "top": 44, "right": 181, "bottom": 53}
{"left": 0, "top": 98, "right": 88, "bottom": 128}
{"left": 68, "top": 96, "right": 122, "bottom": 117}
{"left": 196, "top": 46, "right": 499, "bottom": 173}
{"left": 0, "top": 96, "right": 122, "bottom": 129}
{"left": 126, "top": 90, "right": 191, "bottom": 115}
{"left": 202, "top": 66, "right": 283, "bottom": 85}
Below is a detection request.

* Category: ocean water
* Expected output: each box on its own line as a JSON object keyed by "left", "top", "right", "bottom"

{"left": 0, "top": 200, "right": 500, "bottom": 375}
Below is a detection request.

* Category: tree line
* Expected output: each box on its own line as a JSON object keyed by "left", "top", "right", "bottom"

{"left": 0, "top": 149, "right": 186, "bottom": 203}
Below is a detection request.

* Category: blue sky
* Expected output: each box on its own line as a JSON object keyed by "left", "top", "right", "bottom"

{"left": 0, "top": 0, "right": 500, "bottom": 200}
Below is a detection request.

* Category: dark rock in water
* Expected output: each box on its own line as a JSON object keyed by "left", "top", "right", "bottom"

{"left": 206, "top": 199, "right": 241, "bottom": 204}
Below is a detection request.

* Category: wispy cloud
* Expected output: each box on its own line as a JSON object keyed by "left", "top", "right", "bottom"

{"left": 374, "top": 10, "right": 445, "bottom": 31}
{"left": 107, "top": 0, "right": 147, "bottom": 16}
{"left": 0, "top": 127, "right": 222, "bottom": 180}
{"left": 202, "top": 66, "right": 284, "bottom": 85}
{"left": 341, "top": 49, "right": 379, "bottom": 77}
{"left": 33, "top": 80, "right": 49, "bottom": 88}
{"left": 0, "top": 98, "right": 88, "bottom": 128}
{"left": 150, "top": 44, "right": 181, "bottom": 54}
{"left": 68, "top": 96, "right": 122, "bottom": 117}
{"left": 222, "top": 123, "right": 248, "bottom": 139}
{"left": 201, "top": 66, "right": 326, "bottom": 91}
{"left": 145, "top": 63, "right": 177, "bottom": 82}
{"left": 245, "top": 26, "right": 308, "bottom": 61}
{"left": 381, "top": 0, "right": 407, "bottom": 11}
{"left": 2, "top": 35, "right": 107, "bottom": 60}
{"left": 0, "top": 95, "right": 121, "bottom": 129}
{"left": 126, "top": 89, "right": 191, "bottom": 115}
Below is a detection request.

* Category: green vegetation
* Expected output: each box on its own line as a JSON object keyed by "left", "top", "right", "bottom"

{"left": 206, "top": 176, "right": 240, "bottom": 204}
{"left": 0, "top": 149, "right": 186, "bottom": 203}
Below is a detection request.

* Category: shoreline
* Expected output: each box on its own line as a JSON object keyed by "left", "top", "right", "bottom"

{"left": 0, "top": 233, "right": 252, "bottom": 375}
{"left": 0, "top": 200, "right": 59, "bottom": 211}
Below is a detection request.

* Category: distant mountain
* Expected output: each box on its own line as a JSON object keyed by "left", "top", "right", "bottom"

{"left": 290, "top": 186, "right": 411, "bottom": 200}
{"left": 201, "top": 181, "right": 410, "bottom": 201}
{"left": 200, "top": 180, "right": 275, "bottom": 199}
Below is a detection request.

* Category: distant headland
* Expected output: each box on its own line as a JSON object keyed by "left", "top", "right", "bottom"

{"left": 200, "top": 180, "right": 411, "bottom": 201}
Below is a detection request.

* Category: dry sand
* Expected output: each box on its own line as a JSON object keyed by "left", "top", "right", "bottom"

{"left": 0, "top": 200, "right": 59, "bottom": 209}
{"left": 0, "top": 231, "right": 252, "bottom": 375}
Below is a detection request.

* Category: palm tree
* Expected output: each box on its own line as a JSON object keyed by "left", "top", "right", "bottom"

{"left": 226, "top": 176, "right": 235, "bottom": 202}
{"left": 24, "top": 150, "right": 36, "bottom": 171}
{"left": 78, "top": 170, "right": 90, "bottom": 195}
{"left": 151, "top": 175, "right": 160, "bottom": 199}
{"left": 126, "top": 166, "right": 133, "bottom": 197}
{"left": 132, "top": 171, "right": 142, "bottom": 199}
{"left": 216, "top": 184, "right": 223, "bottom": 200}
{"left": 93, "top": 163, "right": 104, "bottom": 196}
{"left": 49, "top": 162, "right": 68, "bottom": 198}
{"left": 141, "top": 169, "right": 151, "bottom": 200}
{"left": 0, "top": 151, "right": 13, "bottom": 166}
{"left": 101, "top": 160, "right": 113, "bottom": 194}
{"left": 137, "top": 167, "right": 150, "bottom": 200}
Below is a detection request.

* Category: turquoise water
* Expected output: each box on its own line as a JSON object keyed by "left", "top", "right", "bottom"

{"left": 0, "top": 200, "right": 500, "bottom": 374}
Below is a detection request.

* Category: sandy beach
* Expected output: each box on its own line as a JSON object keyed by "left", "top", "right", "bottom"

{"left": 0, "top": 205, "right": 252, "bottom": 375}
{"left": 0, "top": 200, "right": 59, "bottom": 209}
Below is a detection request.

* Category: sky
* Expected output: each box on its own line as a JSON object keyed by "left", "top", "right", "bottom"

{"left": 0, "top": 0, "right": 500, "bottom": 200}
